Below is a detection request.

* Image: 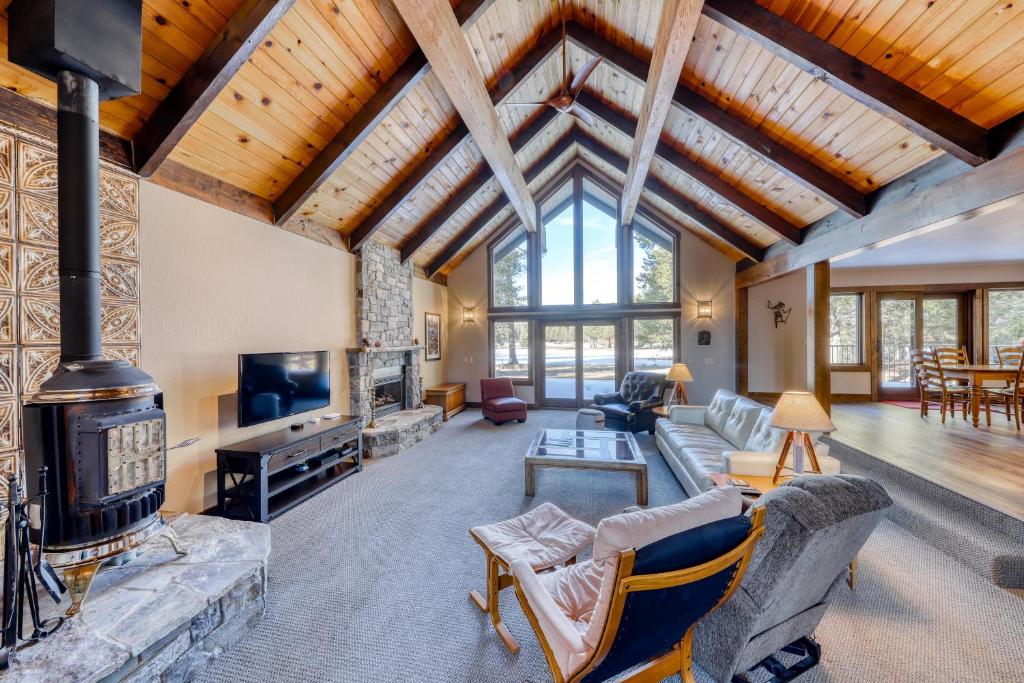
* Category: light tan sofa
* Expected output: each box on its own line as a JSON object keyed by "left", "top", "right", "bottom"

{"left": 654, "top": 389, "right": 839, "bottom": 497}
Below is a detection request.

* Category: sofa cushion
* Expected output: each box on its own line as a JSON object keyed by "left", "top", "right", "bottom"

{"left": 720, "top": 397, "right": 763, "bottom": 449}
{"left": 484, "top": 396, "right": 527, "bottom": 413}
{"left": 744, "top": 408, "right": 787, "bottom": 453}
{"left": 657, "top": 422, "right": 734, "bottom": 491}
{"left": 705, "top": 390, "right": 739, "bottom": 435}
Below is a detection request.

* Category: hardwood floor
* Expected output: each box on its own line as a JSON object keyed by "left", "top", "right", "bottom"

{"left": 831, "top": 403, "right": 1024, "bottom": 522}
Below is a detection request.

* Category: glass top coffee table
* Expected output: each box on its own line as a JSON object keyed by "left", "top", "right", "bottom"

{"left": 524, "top": 429, "right": 648, "bottom": 505}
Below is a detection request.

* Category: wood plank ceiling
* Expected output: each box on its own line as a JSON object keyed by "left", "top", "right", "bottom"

{"left": 0, "top": 0, "right": 1022, "bottom": 278}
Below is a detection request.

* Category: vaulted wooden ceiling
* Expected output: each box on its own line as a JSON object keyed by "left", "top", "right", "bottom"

{"left": 1, "top": 0, "right": 1022, "bottom": 279}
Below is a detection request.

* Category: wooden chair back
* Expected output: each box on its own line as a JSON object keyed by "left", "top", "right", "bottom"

{"left": 916, "top": 350, "right": 946, "bottom": 390}
{"left": 996, "top": 346, "right": 1023, "bottom": 368}
{"left": 933, "top": 346, "right": 967, "bottom": 367}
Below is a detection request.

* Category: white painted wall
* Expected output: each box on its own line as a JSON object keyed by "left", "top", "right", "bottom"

{"left": 748, "top": 270, "right": 808, "bottom": 394}
{"left": 141, "top": 184, "right": 449, "bottom": 512}
{"left": 832, "top": 262, "right": 1024, "bottom": 287}
{"left": 445, "top": 228, "right": 736, "bottom": 406}
{"left": 412, "top": 276, "right": 448, "bottom": 391}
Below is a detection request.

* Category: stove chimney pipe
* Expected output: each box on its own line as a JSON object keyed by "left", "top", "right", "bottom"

{"left": 57, "top": 70, "right": 102, "bottom": 363}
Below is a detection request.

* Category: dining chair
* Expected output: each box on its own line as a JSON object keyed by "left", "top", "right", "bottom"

{"left": 933, "top": 346, "right": 969, "bottom": 388}
{"left": 983, "top": 348, "right": 1024, "bottom": 429}
{"left": 916, "top": 350, "right": 970, "bottom": 423}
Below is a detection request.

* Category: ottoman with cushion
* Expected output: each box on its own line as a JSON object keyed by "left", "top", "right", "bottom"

{"left": 469, "top": 502, "right": 596, "bottom": 653}
{"left": 575, "top": 407, "right": 605, "bottom": 430}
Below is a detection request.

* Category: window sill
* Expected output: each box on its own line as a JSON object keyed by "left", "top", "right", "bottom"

{"left": 831, "top": 364, "right": 870, "bottom": 373}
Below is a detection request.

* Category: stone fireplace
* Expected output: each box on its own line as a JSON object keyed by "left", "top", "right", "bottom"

{"left": 346, "top": 241, "right": 441, "bottom": 456}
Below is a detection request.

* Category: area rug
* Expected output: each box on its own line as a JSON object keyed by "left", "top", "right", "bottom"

{"left": 196, "top": 409, "right": 1024, "bottom": 683}
{"left": 882, "top": 400, "right": 921, "bottom": 409}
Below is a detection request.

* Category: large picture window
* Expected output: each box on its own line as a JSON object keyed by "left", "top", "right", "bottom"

{"left": 988, "top": 288, "right": 1024, "bottom": 358}
{"left": 830, "top": 293, "right": 863, "bottom": 365}
{"left": 490, "top": 226, "right": 528, "bottom": 308}
{"left": 632, "top": 217, "right": 675, "bottom": 304}
{"left": 632, "top": 318, "right": 676, "bottom": 374}
{"left": 581, "top": 178, "right": 618, "bottom": 305}
{"left": 491, "top": 320, "right": 531, "bottom": 382}
{"left": 541, "top": 185, "right": 574, "bottom": 306}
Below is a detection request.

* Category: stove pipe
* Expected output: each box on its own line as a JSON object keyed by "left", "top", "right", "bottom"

{"left": 57, "top": 70, "right": 102, "bottom": 363}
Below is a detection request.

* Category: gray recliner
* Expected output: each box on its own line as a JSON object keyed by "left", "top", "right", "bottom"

{"left": 695, "top": 474, "right": 892, "bottom": 682}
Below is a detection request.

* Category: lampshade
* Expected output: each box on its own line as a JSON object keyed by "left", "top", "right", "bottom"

{"left": 666, "top": 363, "right": 693, "bottom": 382}
{"left": 769, "top": 392, "right": 836, "bottom": 432}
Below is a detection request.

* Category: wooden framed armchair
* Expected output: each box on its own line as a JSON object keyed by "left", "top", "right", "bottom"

{"left": 508, "top": 489, "right": 763, "bottom": 683}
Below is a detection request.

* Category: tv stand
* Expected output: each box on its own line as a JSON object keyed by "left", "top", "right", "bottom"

{"left": 215, "top": 416, "right": 361, "bottom": 523}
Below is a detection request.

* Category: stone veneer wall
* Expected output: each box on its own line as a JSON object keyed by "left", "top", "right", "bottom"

{"left": 346, "top": 347, "right": 422, "bottom": 424}
{"left": 355, "top": 240, "right": 412, "bottom": 346}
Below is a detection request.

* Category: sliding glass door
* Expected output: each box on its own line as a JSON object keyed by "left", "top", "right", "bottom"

{"left": 875, "top": 292, "right": 965, "bottom": 399}
{"left": 540, "top": 321, "right": 619, "bottom": 408}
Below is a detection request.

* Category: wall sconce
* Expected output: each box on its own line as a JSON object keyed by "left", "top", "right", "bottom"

{"left": 463, "top": 306, "right": 476, "bottom": 323}
{"left": 696, "top": 300, "right": 713, "bottom": 319}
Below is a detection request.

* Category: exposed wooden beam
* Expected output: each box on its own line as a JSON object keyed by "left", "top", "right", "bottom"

{"left": 620, "top": 0, "right": 703, "bottom": 226}
{"left": 702, "top": 0, "right": 989, "bottom": 166}
{"left": 736, "top": 286, "right": 749, "bottom": 395}
{"left": 735, "top": 143, "right": 1024, "bottom": 288}
{"left": 272, "top": 0, "right": 498, "bottom": 227}
{"left": 350, "top": 27, "right": 562, "bottom": 253}
{"left": 576, "top": 92, "right": 801, "bottom": 245}
{"left": 393, "top": 0, "right": 537, "bottom": 231}
{"left": 133, "top": 0, "right": 295, "bottom": 177}
{"left": 806, "top": 261, "right": 831, "bottom": 414}
{"left": 425, "top": 133, "right": 576, "bottom": 278}
{"left": 566, "top": 22, "right": 867, "bottom": 218}
{"left": 149, "top": 159, "right": 275, "bottom": 223}
{"left": 575, "top": 132, "right": 765, "bottom": 262}
{"left": 400, "top": 108, "right": 559, "bottom": 262}
{"left": 0, "top": 87, "right": 133, "bottom": 170}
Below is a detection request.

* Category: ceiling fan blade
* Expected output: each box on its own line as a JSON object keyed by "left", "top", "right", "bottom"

{"left": 505, "top": 101, "right": 550, "bottom": 107}
{"left": 569, "top": 55, "right": 603, "bottom": 97}
{"left": 567, "top": 105, "right": 595, "bottom": 127}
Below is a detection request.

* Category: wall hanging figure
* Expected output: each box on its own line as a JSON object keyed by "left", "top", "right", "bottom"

{"left": 767, "top": 300, "right": 792, "bottom": 328}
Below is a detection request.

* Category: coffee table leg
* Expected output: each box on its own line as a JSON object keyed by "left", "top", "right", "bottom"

{"left": 636, "top": 468, "right": 648, "bottom": 506}
{"left": 524, "top": 462, "right": 535, "bottom": 497}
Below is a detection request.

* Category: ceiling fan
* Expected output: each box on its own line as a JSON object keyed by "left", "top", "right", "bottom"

{"left": 506, "top": 0, "right": 602, "bottom": 125}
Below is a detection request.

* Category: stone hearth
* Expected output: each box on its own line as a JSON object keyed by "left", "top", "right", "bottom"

{"left": 9, "top": 514, "right": 269, "bottom": 682}
{"left": 361, "top": 405, "right": 443, "bottom": 457}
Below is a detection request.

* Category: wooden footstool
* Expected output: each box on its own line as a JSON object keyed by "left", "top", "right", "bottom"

{"left": 468, "top": 502, "right": 596, "bottom": 653}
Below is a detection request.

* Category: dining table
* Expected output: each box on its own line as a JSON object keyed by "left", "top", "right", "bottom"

{"left": 941, "top": 364, "right": 1018, "bottom": 427}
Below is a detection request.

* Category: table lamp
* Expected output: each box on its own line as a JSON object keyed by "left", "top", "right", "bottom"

{"left": 769, "top": 391, "right": 836, "bottom": 483}
{"left": 666, "top": 363, "right": 694, "bottom": 406}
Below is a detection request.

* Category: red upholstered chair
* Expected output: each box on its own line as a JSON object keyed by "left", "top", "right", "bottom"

{"left": 481, "top": 378, "right": 527, "bottom": 425}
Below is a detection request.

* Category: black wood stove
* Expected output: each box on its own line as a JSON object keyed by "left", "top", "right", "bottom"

{"left": 9, "top": 0, "right": 184, "bottom": 617}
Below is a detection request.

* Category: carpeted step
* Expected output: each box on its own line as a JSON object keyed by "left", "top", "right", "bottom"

{"left": 825, "top": 437, "right": 1024, "bottom": 590}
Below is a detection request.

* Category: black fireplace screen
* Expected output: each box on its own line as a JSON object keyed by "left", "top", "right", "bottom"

{"left": 372, "top": 366, "right": 405, "bottom": 417}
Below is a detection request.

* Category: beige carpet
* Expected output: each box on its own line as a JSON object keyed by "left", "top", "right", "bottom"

{"left": 197, "top": 409, "right": 1024, "bottom": 683}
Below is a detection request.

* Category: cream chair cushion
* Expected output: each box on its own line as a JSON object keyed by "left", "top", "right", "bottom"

{"left": 471, "top": 502, "right": 596, "bottom": 569}
{"left": 510, "top": 488, "right": 743, "bottom": 679}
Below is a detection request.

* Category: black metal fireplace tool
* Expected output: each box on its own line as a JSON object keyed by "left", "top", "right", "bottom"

{"left": 0, "top": 469, "right": 66, "bottom": 670}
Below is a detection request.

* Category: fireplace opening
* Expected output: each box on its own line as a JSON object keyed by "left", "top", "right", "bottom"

{"left": 372, "top": 365, "right": 406, "bottom": 417}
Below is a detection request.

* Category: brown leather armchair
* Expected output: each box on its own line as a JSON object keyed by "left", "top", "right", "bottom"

{"left": 480, "top": 378, "right": 527, "bottom": 425}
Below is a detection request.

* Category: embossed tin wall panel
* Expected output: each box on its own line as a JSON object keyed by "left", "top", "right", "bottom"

{"left": 19, "top": 245, "right": 139, "bottom": 301}
{"left": 0, "top": 349, "right": 15, "bottom": 397}
{"left": 1, "top": 131, "right": 142, "bottom": 505}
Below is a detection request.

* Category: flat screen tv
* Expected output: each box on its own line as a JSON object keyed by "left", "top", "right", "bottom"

{"left": 238, "top": 351, "right": 330, "bottom": 428}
